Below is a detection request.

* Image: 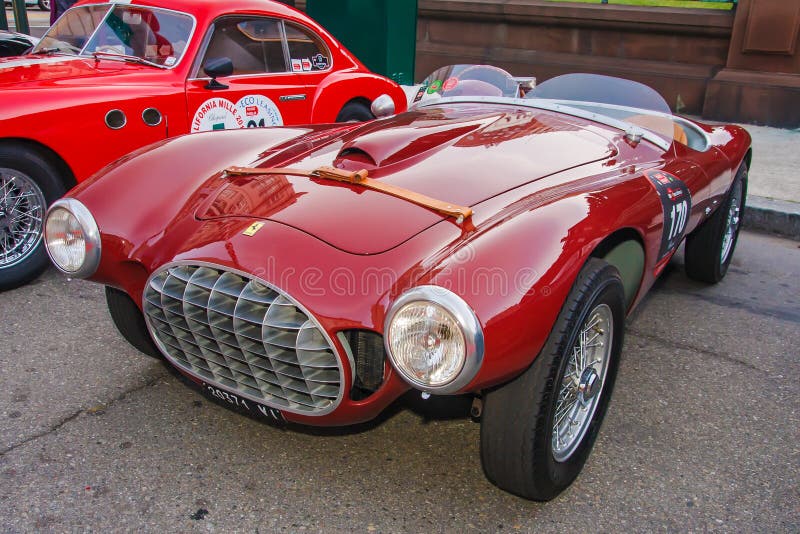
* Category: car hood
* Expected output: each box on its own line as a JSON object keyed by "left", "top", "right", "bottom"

{"left": 0, "top": 54, "right": 159, "bottom": 87}
{"left": 195, "top": 104, "right": 617, "bottom": 255}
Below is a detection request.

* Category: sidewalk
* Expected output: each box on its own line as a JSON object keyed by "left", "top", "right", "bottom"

{"left": 739, "top": 123, "right": 800, "bottom": 240}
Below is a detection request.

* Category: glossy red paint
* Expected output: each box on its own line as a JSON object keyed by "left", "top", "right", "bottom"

{"left": 0, "top": 0, "right": 406, "bottom": 186}
{"left": 64, "top": 98, "right": 751, "bottom": 426}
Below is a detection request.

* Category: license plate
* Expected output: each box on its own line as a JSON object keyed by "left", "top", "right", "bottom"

{"left": 201, "top": 383, "right": 285, "bottom": 423}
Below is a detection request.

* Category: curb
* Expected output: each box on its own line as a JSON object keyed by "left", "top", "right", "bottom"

{"left": 744, "top": 195, "right": 800, "bottom": 241}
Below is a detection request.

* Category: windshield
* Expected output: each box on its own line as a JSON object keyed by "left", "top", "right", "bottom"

{"left": 416, "top": 65, "right": 676, "bottom": 148}
{"left": 420, "top": 64, "right": 521, "bottom": 99}
{"left": 526, "top": 73, "right": 676, "bottom": 143}
{"left": 33, "top": 4, "right": 194, "bottom": 68}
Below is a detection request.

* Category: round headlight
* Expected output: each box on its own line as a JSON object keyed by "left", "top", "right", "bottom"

{"left": 44, "top": 198, "right": 101, "bottom": 278}
{"left": 385, "top": 286, "right": 484, "bottom": 393}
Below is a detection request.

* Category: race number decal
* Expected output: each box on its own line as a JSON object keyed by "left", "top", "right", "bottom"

{"left": 235, "top": 94, "right": 283, "bottom": 128}
{"left": 646, "top": 170, "right": 692, "bottom": 261}
{"left": 191, "top": 97, "right": 244, "bottom": 132}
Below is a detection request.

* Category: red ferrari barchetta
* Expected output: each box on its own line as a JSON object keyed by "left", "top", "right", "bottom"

{"left": 0, "top": 0, "right": 406, "bottom": 290}
{"left": 44, "top": 66, "right": 750, "bottom": 500}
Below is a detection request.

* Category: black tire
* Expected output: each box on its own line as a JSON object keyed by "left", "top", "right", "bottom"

{"left": 38, "top": 0, "right": 49, "bottom": 11}
{"left": 0, "top": 145, "right": 67, "bottom": 291}
{"left": 685, "top": 162, "right": 747, "bottom": 284}
{"left": 106, "top": 286, "right": 162, "bottom": 359}
{"left": 480, "top": 258, "right": 625, "bottom": 501}
{"left": 335, "top": 101, "right": 374, "bottom": 123}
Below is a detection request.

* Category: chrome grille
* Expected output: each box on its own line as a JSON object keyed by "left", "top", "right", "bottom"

{"left": 142, "top": 263, "right": 342, "bottom": 415}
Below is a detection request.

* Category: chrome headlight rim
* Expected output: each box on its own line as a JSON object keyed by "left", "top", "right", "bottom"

{"left": 384, "top": 285, "right": 484, "bottom": 394}
{"left": 44, "top": 198, "right": 101, "bottom": 279}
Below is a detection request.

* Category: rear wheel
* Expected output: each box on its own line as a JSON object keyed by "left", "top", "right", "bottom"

{"left": 480, "top": 259, "right": 625, "bottom": 500}
{"left": 0, "top": 146, "right": 66, "bottom": 291}
{"left": 336, "top": 101, "right": 373, "bottom": 123}
{"left": 685, "top": 162, "right": 747, "bottom": 283}
{"left": 106, "top": 286, "right": 162, "bottom": 359}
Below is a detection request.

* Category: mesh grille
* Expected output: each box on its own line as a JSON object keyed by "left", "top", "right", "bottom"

{"left": 143, "top": 264, "right": 342, "bottom": 414}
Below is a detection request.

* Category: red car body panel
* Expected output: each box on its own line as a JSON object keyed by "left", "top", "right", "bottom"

{"left": 64, "top": 99, "right": 751, "bottom": 426}
{"left": 0, "top": 0, "right": 406, "bottom": 186}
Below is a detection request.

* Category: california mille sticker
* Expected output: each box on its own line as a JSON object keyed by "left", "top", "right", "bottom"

{"left": 191, "top": 97, "right": 245, "bottom": 132}
{"left": 191, "top": 95, "right": 283, "bottom": 132}
{"left": 646, "top": 170, "right": 692, "bottom": 261}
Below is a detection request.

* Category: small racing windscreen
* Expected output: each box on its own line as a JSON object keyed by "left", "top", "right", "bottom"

{"left": 526, "top": 73, "right": 675, "bottom": 144}
{"left": 418, "top": 64, "right": 520, "bottom": 100}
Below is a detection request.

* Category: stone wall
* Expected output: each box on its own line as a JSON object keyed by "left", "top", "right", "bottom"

{"left": 416, "top": 0, "right": 734, "bottom": 115}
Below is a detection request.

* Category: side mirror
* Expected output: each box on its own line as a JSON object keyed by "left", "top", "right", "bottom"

{"left": 370, "top": 94, "right": 396, "bottom": 118}
{"left": 203, "top": 57, "right": 233, "bottom": 90}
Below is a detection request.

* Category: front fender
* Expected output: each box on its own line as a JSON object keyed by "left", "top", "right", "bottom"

{"left": 409, "top": 167, "right": 659, "bottom": 392}
{"left": 2, "top": 84, "right": 187, "bottom": 182}
{"left": 69, "top": 127, "right": 324, "bottom": 286}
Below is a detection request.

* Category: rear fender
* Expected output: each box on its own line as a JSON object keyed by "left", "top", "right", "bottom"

{"left": 309, "top": 71, "right": 407, "bottom": 123}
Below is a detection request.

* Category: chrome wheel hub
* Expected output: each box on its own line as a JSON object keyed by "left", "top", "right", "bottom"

{"left": 578, "top": 367, "right": 601, "bottom": 405}
{"left": 721, "top": 179, "right": 743, "bottom": 264}
{"left": 0, "top": 169, "right": 46, "bottom": 269}
{"left": 552, "top": 303, "right": 613, "bottom": 463}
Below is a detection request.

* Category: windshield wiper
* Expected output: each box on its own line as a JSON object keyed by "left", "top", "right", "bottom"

{"left": 92, "top": 50, "right": 163, "bottom": 68}
{"left": 30, "top": 47, "right": 66, "bottom": 56}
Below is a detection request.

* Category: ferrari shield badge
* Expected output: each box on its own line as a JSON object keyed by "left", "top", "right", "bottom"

{"left": 243, "top": 222, "right": 265, "bottom": 237}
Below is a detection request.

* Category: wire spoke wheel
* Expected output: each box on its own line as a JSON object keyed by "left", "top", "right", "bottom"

{"left": 720, "top": 178, "right": 743, "bottom": 265}
{"left": 551, "top": 303, "right": 613, "bottom": 462}
{"left": 0, "top": 168, "right": 47, "bottom": 269}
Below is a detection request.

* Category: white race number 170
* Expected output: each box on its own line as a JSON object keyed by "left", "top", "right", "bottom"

{"left": 668, "top": 200, "right": 689, "bottom": 241}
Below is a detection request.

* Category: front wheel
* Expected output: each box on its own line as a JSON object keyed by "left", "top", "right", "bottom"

{"left": 480, "top": 258, "right": 625, "bottom": 500}
{"left": 684, "top": 162, "right": 747, "bottom": 284}
{"left": 0, "top": 146, "right": 66, "bottom": 291}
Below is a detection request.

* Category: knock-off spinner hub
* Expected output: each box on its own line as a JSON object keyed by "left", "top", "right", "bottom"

{"left": 578, "top": 367, "right": 601, "bottom": 405}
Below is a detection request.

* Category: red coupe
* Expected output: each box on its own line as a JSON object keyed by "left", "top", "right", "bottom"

{"left": 0, "top": 0, "right": 406, "bottom": 290}
{"left": 44, "top": 66, "right": 750, "bottom": 500}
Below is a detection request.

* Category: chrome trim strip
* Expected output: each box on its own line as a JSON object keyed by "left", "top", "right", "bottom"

{"left": 384, "top": 285, "right": 484, "bottom": 394}
{"left": 142, "top": 260, "right": 348, "bottom": 416}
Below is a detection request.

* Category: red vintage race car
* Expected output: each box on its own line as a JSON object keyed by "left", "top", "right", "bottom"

{"left": 0, "top": 0, "right": 406, "bottom": 290}
{"left": 44, "top": 65, "right": 750, "bottom": 500}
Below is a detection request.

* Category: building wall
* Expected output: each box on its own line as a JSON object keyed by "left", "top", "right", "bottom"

{"left": 415, "top": 0, "right": 734, "bottom": 115}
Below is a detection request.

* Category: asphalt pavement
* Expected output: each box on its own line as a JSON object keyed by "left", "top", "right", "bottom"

{"left": 0, "top": 230, "right": 798, "bottom": 532}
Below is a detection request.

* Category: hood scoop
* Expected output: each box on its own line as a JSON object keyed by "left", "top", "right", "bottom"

{"left": 335, "top": 147, "right": 377, "bottom": 169}
{"left": 335, "top": 118, "right": 492, "bottom": 169}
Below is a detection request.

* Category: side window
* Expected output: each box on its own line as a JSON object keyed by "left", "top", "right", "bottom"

{"left": 202, "top": 17, "right": 287, "bottom": 75}
{"left": 284, "top": 23, "right": 331, "bottom": 73}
